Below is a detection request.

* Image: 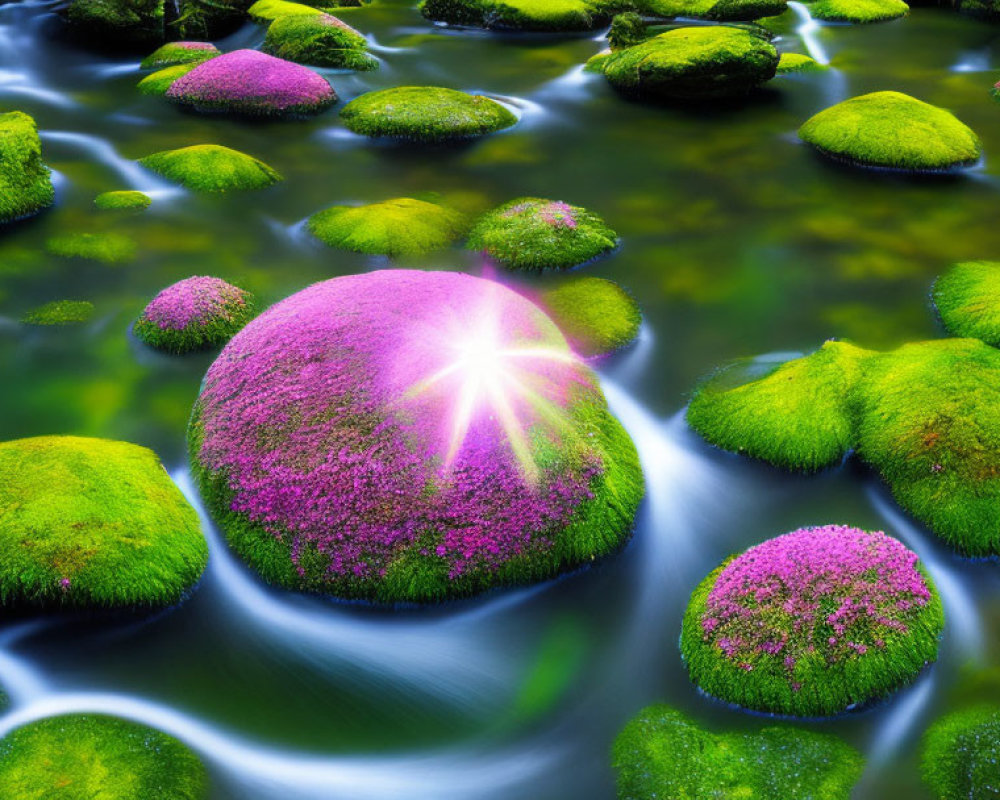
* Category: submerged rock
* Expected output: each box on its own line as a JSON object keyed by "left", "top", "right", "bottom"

{"left": 95, "top": 190, "right": 151, "bottom": 211}
{"left": 681, "top": 525, "right": 943, "bottom": 716}
{"left": 340, "top": 86, "right": 517, "bottom": 141}
{"left": 21, "top": 300, "right": 95, "bottom": 326}
{"left": 922, "top": 706, "right": 1000, "bottom": 800}
{"left": 420, "top": 0, "right": 624, "bottom": 31}
{"left": 539, "top": 277, "right": 641, "bottom": 357}
{"left": 613, "top": 705, "right": 864, "bottom": 799}
{"left": 189, "top": 270, "right": 643, "bottom": 604}
{"left": 799, "top": 91, "right": 981, "bottom": 171}
{"left": 139, "top": 144, "right": 282, "bottom": 192}
{"left": 263, "top": 14, "right": 377, "bottom": 70}
{"left": 0, "top": 715, "right": 208, "bottom": 798}
{"left": 933, "top": 261, "right": 1000, "bottom": 345}
{"left": 776, "top": 52, "right": 827, "bottom": 72}
{"left": 140, "top": 40, "right": 219, "bottom": 69}
{"left": 808, "top": 0, "right": 908, "bottom": 21}
{"left": 46, "top": 232, "right": 138, "bottom": 264}
{"left": 0, "top": 111, "right": 54, "bottom": 225}
{"left": 0, "top": 436, "right": 207, "bottom": 609}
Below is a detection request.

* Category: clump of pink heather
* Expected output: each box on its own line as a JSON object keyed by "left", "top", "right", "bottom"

{"left": 174, "top": 41, "right": 217, "bottom": 51}
{"left": 701, "top": 525, "right": 932, "bottom": 678}
{"left": 502, "top": 199, "right": 577, "bottom": 229}
{"left": 140, "top": 276, "right": 249, "bottom": 332}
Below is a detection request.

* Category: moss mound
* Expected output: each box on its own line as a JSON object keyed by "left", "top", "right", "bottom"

{"left": 419, "top": 0, "right": 626, "bottom": 31}
{"left": 777, "top": 52, "right": 827, "bottom": 73}
{"left": 922, "top": 706, "right": 1000, "bottom": 800}
{"left": 642, "top": 0, "right": 788, "bottom": 21}
{"left": 263, "top": 14, "right": 377, "bottom": 70}
{"left": 140, "top": 41, "right": 219, "bottom": 69}
{"left": 135, "top": 276, "right": 256, "bottom": 353}
{"left": 95, "top": 190, "right": 151, "bottom": 211}
{"left": 21, "top": 300, "right": 95, "bottom": 326}
{"left": 0, "top": 714, "right": 207, "bottom": 799}
{"left": 467, "top": 197, "right": 618, "bottom": 271}
{"left": 681, "top": 525, "right": 943, "bottom": 716}
{"left": 139, "top": 145, "right": 282, "bottom": 193}
{"left": 594, "top": 25, "right": 779, "bottom": 100}
{"left": 808, "top": 0, "right": 908, "bottom": 21}
{"left": 46, "top": 232, "right": 138, "bottom": 264}
{"left": 248, "top": 0, "right": 330, "bottom": 22}
{"left": 137, "top": 63, "right": 199, "bottom": 96}
{"left": 0, "top": 436, "right": 207, "bottom": 609}
{"left": 613, "top": 705, "right": 864, "bottom": 799}
{"left": 0, "top": 112, "right": 54, "bottom": 225}
{"left": 307, "top": 197, "right": 468, "bottom": 257}
{"left": 799, "top": 91, "right": 981, "bottom": 171}
{"left": 340, "top": 86, "right": 517, "bottom": 142}
{"left": 539, "top": 277, "right": 641, "bottom": 357}
{"left": 932, "top": 261, "right": 1000, "bottom": 346}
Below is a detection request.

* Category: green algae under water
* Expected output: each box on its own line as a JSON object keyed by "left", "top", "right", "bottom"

{"left": 3, "top": 1, "right": 1000, "bottom": 798}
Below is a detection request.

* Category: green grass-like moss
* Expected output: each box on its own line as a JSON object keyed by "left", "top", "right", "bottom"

{"left": 0, "top": 111, "right": 54, "bottom": 225}
{"left": 263, "top": 14, "right": 377, "bottom": 70}
{"left": 808, "top": 0, "right": 908, "bottom": 21}
{"left": 921, "top": 706, "right": 1000, "bottom": 800}
{"left": 0, "top": 436, "right": 207, "bottom": 609}
{"left": 777, "top": 52, "right": 827, "bottom": 73}
{"left": 466, "top": 197, "right": 618, "bottom": 271}
{"left": 340, "top": 86, "right": 517, "bottom": 142}
{"left": 21, "top": 300, "right": 95, "bottom": 326}
{"left": 138, "top": 144, "right": 282, "bottom": 192}
{"left": 642, "top": 0, "right": 788, "bottom": 21}
{"left": 248, "top": 0, "right": 330, "bottom": 22}
{"left": 799, "top": 91, "right": 982, "bottom": 171}
{"left": 66, "top": 0, "right": 165, "bottom": 49}
{"left": 140, "top": 41, "right": 219, "bottom": 69}
{"left": 419, "top": 0, "right": 627, "bottom": 31}
{"left": 137, "top": 63, "right": 200, "bottom": 95}
{"left": 46, "top": 232, "right": 138, "bottom": 264}
{"left": 540, "top": 277, "right": 641, "bottom": 356}
{"left": 932, "top": 261, "right": 1000, "bottom": 346}
{"left": 613, "top": 705, "right": 864, "bottom": 799}
{"left": 596, "top": 25, "right": 779, "bottom": 100}
{"left": 95, "top": 190, "right": 152, "bottom": 211}
{"left": 307, "top": 197, "right": 468, "bottom": 257}
{"left": 0, "top": 714, "right": 208, "bottom": 799}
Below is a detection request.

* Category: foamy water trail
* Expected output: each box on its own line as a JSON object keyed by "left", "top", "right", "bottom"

{"left": 40, "top": 130, "right": 181, "bottom": 195}
{"left": 788, "top": 1, "right": 830, "bottom": 65}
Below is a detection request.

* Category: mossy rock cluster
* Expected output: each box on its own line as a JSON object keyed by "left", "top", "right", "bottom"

{"left": 46, "top": 232, "right": 138, "bottom": 264}
{"left": 0, "top": 714, "right": 208, "bottom": 799}
{"left": 933, "top": 261, "right": 1000, "bottom": 346}
{"left": 419, "top": 0, "right": 628, "bottom": 31}
{"left": 613, "top": 705, "right": 864, "bottom": 799}
{"left": 539, "top": 277, "right": 641, "bottom": 357}
{"left": 21, "top": 300, "right": 96, "bottom": 326}
{"left": 138, "top": 145, "right": 282, "bottom": 193}
{"left": 641, "top": 0, "right": 788, "bottom": 21}
{"left": 140, "top": 41, "right": 219, "bottom": 69}
{"left": 0, "top": 111, "right": 54, "bottom": 225}
{"left": 799, "top": 91, "right": 981, "bottom": 172}
{"left": 263, "top": 14, "right": 377, "bottom": 70}
{"left": 67, "top": 0, "right": 250, "bottom": 49}
{"left": 807, "top": 0, "right": 909, "bottom": 22}
{"left": 95, "top": 190, "right": 151, "bottom": 211}
{"left": 922, "top": 706, "right": 1000, "bottom": 800}
{"left": 0, "top": 436, "right": 207, "bottom": 610}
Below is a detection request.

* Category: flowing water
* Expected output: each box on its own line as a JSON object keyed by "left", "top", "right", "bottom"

{"left": 2, "top": 1, "right": 1000, "bottom": 797}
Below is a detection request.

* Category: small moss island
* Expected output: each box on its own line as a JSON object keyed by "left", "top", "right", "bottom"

{"left": 135, "top": 276, "right": 255, "bottom": 353}
{"left": 539, "top": 277, "right": 641, "bottom": 357}
{"left": 21, "top": 300, "right": 95, "bottom": 326}
{"left": 0, "top": 436, "right": 207, "bottom": 610}
{"left": 140, "top": 41, "right": 219, "bottom": 69}
{"left": 46, "top": 232, "right": 138, "bottom": 264}
{"left": 922, "top": 705, "right": 1000, "bottom": 800}
{"left": 933, "top": 261, "right": 1000, "bottom": 346}
{"left": 798, "top": 91, "right": 982, "bottom": 171}
{"left": 467, "top": 197, "right": 618, "bottom": 271}
{"left": 681, "top": 525, "right": 943, "bottom": 716}
{"left": 137, "top": 63, "right": 200, "bottom": 96}
{"left": 95, "top": 190, "right": 152, "bottom": 211}
{"left": 189, "top": 270, "right": 643, "bottom": 604}
{"left": 0, "top": 111, "right": 54, "bottom": 225}
{"left": 307, "top": 197, "right": 468, "bottom": 257}
{"left": 0, "top": 714, "right": 208, "bottom": 799}
{"left": 808, "top": 0, "right": 909, "bottom": 22}
{"left": 613, "top": 704, "right": 864, "bottom": 799}
{"left": 419, "top": 0, "right": 624, "bottom": 31}
{"left": 777, "top": 52, "right": 827, "bottom": 73}
{"left": 263, "top": 14, "right": 377, "bottom": 70}
{"left": 340, "top": 86, "right": 517, "bottom": 142}
{"left": 138, "top": 144, "right": 282, "bottom": 192}
{"left": 642, "top": 0, "right": 788, "bottom": 21}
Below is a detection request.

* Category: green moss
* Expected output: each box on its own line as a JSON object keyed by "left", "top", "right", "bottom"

{"left": 466, "top": 197, "right": 618, "bottom": 271}
{"left": 922, "top": 706, "right": 1000, "bottom": 800}
{"left": 932, "top": 261, "right": 1000, "bottom": 346}
{"left": 808, "top": 0, "right": 908, "bottom": 22}
{"left": 0, "top": 112, "right": 54, "bottom": 225}
{"left": 799, "top": 91, "right": 982, "bottom": 171}
{"left": 609, "top": 12, "right": 647, "bottom": 49}
{"left": 540, "top": 277, "right": 641, "bottom": 356}
{"left": 248, "top": 0, "right": 330, "bottom": 22}
{"left": 641, "top": 0, "right": 788, "bottom": 21}
{"left": 21, "top": 300, "right": 95, "bottom": 326}
{"left": 0, "top": 436, "right": 207, "bottom": 609}
{"left": 0, "top": 714, "right": 208, "bottom": 799}
{"left": 419, "top": 0, "right": 627, "bottom": 31}
{"left": 777, "top": 52, "right": 827, "bottom": 73}
{"left": 137, "top": 63, "right": 199, "bottom": 95}
{"left": 613, "top": 705, "right": 864, "bottom": 799}
{"left": 140, "top": 41, "right": 219, "bottom": 69}
{"left": 340, "top": 86, "right": 517, "bottom": 142}
{"left": 46, "top": 232, "right": 138, "bottom": 264}
{"left": 138, "top": 144, "right": 282, "bottom": 193}
{"left": 67, "top": 0, "right": 165, "bottom": 49}
{"left": 171, "top": 0, "right": 252, "bottom": 40}
{"left": 307, "top": 197, "right": 468, "bottom": 257}
{"left": 263, "top": 14, "right": 377, "bottom": 70}
{"left": 95, "top": 190, "right": 152, "bottom": 211}
{"left": 595, "top": 25, "right": 779, "bottom": 100}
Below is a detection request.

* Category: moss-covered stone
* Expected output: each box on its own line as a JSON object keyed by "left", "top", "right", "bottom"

{"left": 248, "top": 0, "right": 330, "bottom": 22}
{"left": 642, "top": 0, "right": 788, "bottom": 21}
{"left": 137, "top": 63, "right": 200, "bottom": 96}
{"left": 140, "top": 40, "right": 219, "bottom": 69}
{"left": 263, "top": 14, "right": 377, "bottom": 70}
{"left": 420, "top": 0, "right": 627, "bottom": 31}
{"left": 21, "top": 300, "right": 96, "bottom": 326}
{"left": 0, "top": 436, "right": 207, "bottom": 609}
{"left": 172, "top": 0, "right": 253, "bottom": 40}
{"left": 776, "top": 52, "right": 827, "bottom": 73}
{"left": 307, "top": 197, "right": 468, "bottom": 257}
{"left": 138, "top": 144, "right": 282, "bottom": 192}
{"left": 921, "top": 706, "right": 1000, "bottom": 800}
{"left": 613, "top": 705, "right": 864, "bottom": 799}
{"left": 95, "top": 190, "right": 152, "bottom": 211}
{"left": 67, "top": 0, "right": 165, "bottom": 49}
{"left": 467, "top": 197, "right": 618, "bottom": 271}
{"left": 799, "top": 91, "right": 981, "bottom": 171}
{"left": 932, "top": 261, "right": 1000, "bottom": 346}
{"left": 0, "top": 714, "right": 208, "bottom": 799}
{"left": 593, "top": 25, "right": 779, "bottom": 100}
{"left": 808, "top": 0, "right": 908, "bottom": 21}
{"left": 340, "top": 86, "right": 517, "bottom": 142}
{"left": 608, "top": 11, "right": 647, "bottom": 49}
{"left": 0, "top": 112, "right": 54, "bottom": 225}
{"left": 46, "top": 232, "right": 138, "bottom": 264}
{"left": 539, "top": 277, "right": 641, "bottom": 357}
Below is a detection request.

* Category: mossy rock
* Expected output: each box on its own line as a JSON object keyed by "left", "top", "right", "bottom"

{"left": 21, "top": 300, "right": 95, "bottom": 326}
{"left": 340, "top": 86, "right": 517, "bottom": 142}
{"left": 0, "top": 714, "right": 208, "bottom": 799}
{"left": 613, "top": 704, "right": 864, "bottom": 799}
{"left": 681, "top": 525, "right": 944, "bottom": 716}
{"left": 46, "top": 232, "right": 138, "bottom": 264}
{"left": 137, "top": 63, "right": 200, "bottom": 96}
{"left": 467, "top": 197, "right": 618, "bottom": 271}
{"left": 799, "top": 91, "right": 982, "bottom": 172}
{"left": 642, "top": 0, "right": 788, "bottom": 21}
{"left": 171, "top": 0, "right": 253, "bottom": 40}
{"left": 95, "top": 190, "right": 151, "bottom": 211}
{"left": 777, "top": 52, "right": 827, "bottom": 73}
{"left": 608, "top": 11, "right": 647, "bottom": 49}
{"left": 954, "top": 0, "right": 1000, "bottom": 20}
{"left": 922, "top": 706, "right": 1000, "bottom": 800}
{"left": 0, "top": 112, "right": 54, "bottom": 225}
{"left": 67, "top": 0, "right": 165, "bottom": 49}
{"left": 248, "top": 0, "right": 331, "bottom": 22}
{"left": 307, "top": 197, "right": 468, "bottom": 257}
{"left": 808, "top": 0, "right": 908, "bottom": 21}
{"left": 419, "top": 0, "right": 627, "bottom": 31}
{"left": 594, "top": 25, "right": 779, "bottom": 100}
{"left": 263, "top": 14, "right": 377, "bottom": 70}
{"left": 932, "top": 261, "right": 1000, "bottom": 346}
{"left": 140, "top": 41, "right": 219, "bottom": 69}
{"left": 539, "top": 277, "right": 641, "bottom": 357}
{"left": 0, "top": 436, "right": 207, "bottom": 609}
{"left": 138, "top": 145, "right": 282, "bottom": 192}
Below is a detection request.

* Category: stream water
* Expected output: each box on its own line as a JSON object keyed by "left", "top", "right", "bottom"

{"left": 2, "top": 1, "right": 1000, "bottom": 797}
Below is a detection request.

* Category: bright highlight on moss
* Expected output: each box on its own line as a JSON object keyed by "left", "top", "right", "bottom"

{"left": 95, "top": 190, "right": 151, "bottom": 211}
{"left": 137, "top": 63, "right": 200, "bottom": 96}
{"left": 139, "top": 144, "right": 282, "bottom": 192}
{"left": 933, "top": 261, "right": 1000, "bottom": 345}
{"left": 777, "top": 52, "right": 827, "bottom": 73}
{"left": 21, "top": 300, "right": 95, "bottom": 326}
{"left": 0, "top": 111, "right": 54, "bottom": 225}
{"left": 248, "top": 0, "right": 330, "bottom": 22}
{"left": 539, "top": 277, "right": 641, "bottom": 357}
{"left": 922, "top": 705, "right": 1000, "bottom": 800}
{"left": 46, "top": 232, "right": 138, "bottom": 264}
{"left": 808, "top": 0, "right": 908, "bottom": 22}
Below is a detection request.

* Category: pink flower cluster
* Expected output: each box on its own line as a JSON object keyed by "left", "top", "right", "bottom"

{"left": 503, "top": 199, "right": 578, "bottom": 229}
{"left": 701, "top": 525, "right": 932, "bottom": 676}
{"left": 167, "top": 50, "right": 336, "bottom": 116}
{"left": 174, "top": 41, "right": 217, "bottom": 51}
{"left": 140, "top": 276, "right": 249, "bottom": 332}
